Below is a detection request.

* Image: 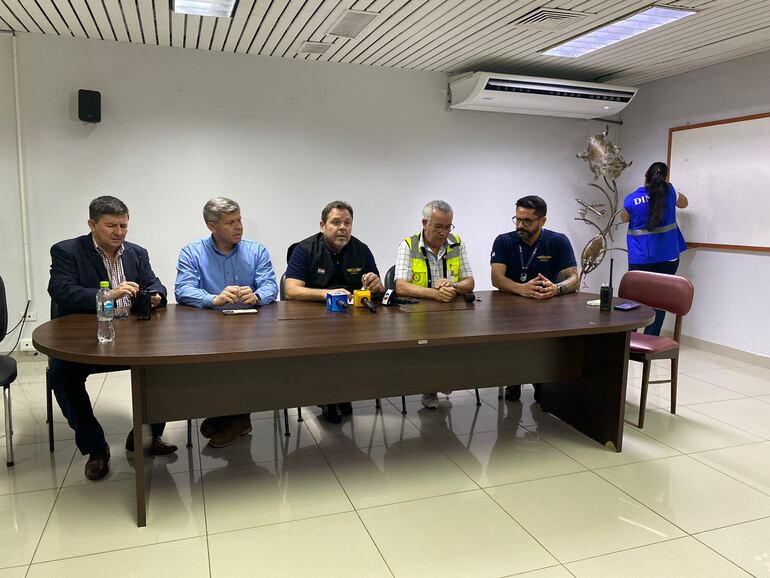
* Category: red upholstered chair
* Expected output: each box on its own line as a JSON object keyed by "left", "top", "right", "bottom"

{"left": 618, "top": 271, "right": 694, "bottom": 428}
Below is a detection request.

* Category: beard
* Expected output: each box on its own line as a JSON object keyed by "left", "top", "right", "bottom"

{"left": 516, "top": 229, "right": 530, "bottom": 240}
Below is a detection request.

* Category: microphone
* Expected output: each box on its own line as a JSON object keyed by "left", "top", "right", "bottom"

{"left": 361, "top": 297, "right": 376, "bottom": 313}
{"left": 353, "top": 289, "right": 376, "bottom": 313}
{"left": 463, "top": 292, "right": 477, "bottom": 303}
{"left": 382, "top": 289, "right": 418, "bottom": 306}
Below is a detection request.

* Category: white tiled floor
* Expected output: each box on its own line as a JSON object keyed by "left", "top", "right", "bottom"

{"left": 1, "top": 345, "right": 769, "bottom": 577}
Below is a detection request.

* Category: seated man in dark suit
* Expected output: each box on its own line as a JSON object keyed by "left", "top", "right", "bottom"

{"left": 284, "top": 200, "right": 384, "bottom": 424}
{"left": 48, "top": 196, "right": 177, "bottom": 481}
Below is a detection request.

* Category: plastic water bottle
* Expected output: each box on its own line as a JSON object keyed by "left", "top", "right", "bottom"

{"left": 96, "top": 281, "right": 115, "bottom": 343}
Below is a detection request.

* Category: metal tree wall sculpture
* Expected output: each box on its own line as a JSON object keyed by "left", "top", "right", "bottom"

{"left": 575, "top": 126, "right": 632, "bottom": 286}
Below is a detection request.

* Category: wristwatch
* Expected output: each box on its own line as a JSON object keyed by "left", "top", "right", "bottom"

{"left": 556, "top": 284, "right": 563, "bottom": 296}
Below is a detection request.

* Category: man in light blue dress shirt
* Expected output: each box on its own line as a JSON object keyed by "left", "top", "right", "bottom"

{"left": 175, "top": 197, "right": 278, "bottom": 448}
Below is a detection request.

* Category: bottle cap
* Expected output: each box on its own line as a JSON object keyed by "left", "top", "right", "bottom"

{"left": 100, "top": 281, "right": 110, "bottom": 288}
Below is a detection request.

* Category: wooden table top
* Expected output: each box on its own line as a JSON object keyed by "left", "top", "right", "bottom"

{"left": 32, "top": 291, "right": 654, "bottom": 366}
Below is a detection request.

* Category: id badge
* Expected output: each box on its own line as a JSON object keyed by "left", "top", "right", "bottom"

{"left": 520, "top": 273, "right": 527, "bottom": 282}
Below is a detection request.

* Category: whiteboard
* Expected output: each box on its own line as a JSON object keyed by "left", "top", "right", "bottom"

{"left": 668, "top": 113, "right": 770, "bottom": 250}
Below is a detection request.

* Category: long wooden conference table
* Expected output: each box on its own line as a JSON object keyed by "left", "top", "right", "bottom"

{"left": 33, "top": 290, "right": 653, "bottom": 526}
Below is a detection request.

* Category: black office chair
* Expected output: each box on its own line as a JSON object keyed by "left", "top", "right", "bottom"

{"left": 1, "top": 275, "right": 18, "bottom": 466}
{"left": 46, "top": 299, "right": 194, "bottom": 451}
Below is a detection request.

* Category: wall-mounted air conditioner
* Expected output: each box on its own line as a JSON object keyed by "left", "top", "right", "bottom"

{"left": 449, "top": 72, "right": 637, "bottom": 119}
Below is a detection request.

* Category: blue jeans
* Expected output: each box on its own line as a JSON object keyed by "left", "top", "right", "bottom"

{"left": 628, "top": 259, "right": 679, "bottom": 336}
{"left": 48, "top": 358, "right": 166, "bottom": 455}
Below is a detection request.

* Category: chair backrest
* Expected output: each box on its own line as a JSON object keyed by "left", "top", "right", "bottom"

{"left": 384, "top": 265, "right": 396, "bottom": 291}
{"left": 0, "top": 275, "right": 7, "bottom": 340}
{"left": 279, "top": 272, "right": 287, "bottom": 301}
{"left": 618, "top": 271, "right": 694, "bottom": 316}
{"left": 286, "top": 242, "right": 299, "bottom": 265}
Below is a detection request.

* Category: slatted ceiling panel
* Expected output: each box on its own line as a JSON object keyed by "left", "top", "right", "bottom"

{"left": 355, "top": 0, "right": 467, "bottom": 66}
{"left": 221, "top": 0, "right": 258, "bottom": 52}
{"left": 324, "top": 0, "right": 419, "bottom": 62}
{"left": 37, "top": 0, "right": 75, "bottom": 35}
{"left": 52, "top": 0, "right": 89, "bottom": 36}
{"left": 85, "top": 0, "right": 115, "bottom": 40}
{"left": 122, "top": 0, "right": 144, "bottom": 41}
{"left": 410, "top": 2, "right": 545, "bottom": 70}
{"left": 169, "top": 9, "right": 184, "bottom": 46}
{"left": 377, "top": 0, "right": 502, "bottom": 68}
{"left": 236, "top": 0, "right": 274, "bottom": 53}
{"left": 5, "top": 0, "right": 51, "bottom": 32}
{"left": 154, "top": 0, "right": 171, "bottom": 45}
{"left": 102, "top": 0, "right": 128, "bottom": 41}
{"left": 269, "top": 0, "right": 323, "bottom": 56}
{"left": 184, "top": 13, "right": 199, "bottom": 47}
{"left": 0, "top": 3, "right": 27, "bottom": 30}
{"left": 396, "top": 1, "right": 519, "bottom": 69}
{"left": 136, "top": 0, "right": 156, "bottom": 44}
{"left": 197, "top": 14, "right": 216, "bottom": 49}
{"left": 244, "top": 0, "right": 294, "bottom": 54}
{"left": 610, "top": 24, "right": 770, "bottom": 84}
{"left": 260, "top": 0, "right": 307, "bottom": 55}
{"left": 209, "top": 11, "right": 231, "bottom": 49}
{"left": 277, "top": 0, "right": 335, "bottom": 56}
{"left": 3, "top": 0, "right": 770, "bottom": 89}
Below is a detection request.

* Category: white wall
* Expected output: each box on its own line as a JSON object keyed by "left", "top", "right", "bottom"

{"left": 616, "top": 49, "right": 770, "bottom": 358}
{"left": 4, "top": 33, "right": 603, "bottom": 344}
{"left": 0, "top": 34, "right": 26, "bottom": 352}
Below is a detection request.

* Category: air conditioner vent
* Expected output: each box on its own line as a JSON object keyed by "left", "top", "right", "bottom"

{"left": 299, "top": 42, "right": 333, "bottom": 54}
{"left": 512, "top": 7, "right": 589, "bottom": 30}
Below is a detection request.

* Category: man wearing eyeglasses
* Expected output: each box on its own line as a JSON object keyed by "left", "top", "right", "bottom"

{"left": 491, "top": 195, "right": 578, "bottom": 402}
{"left": 395, "top": 200, "right": 475, "bottom": 409}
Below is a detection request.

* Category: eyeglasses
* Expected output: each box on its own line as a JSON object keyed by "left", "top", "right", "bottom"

{"left": 512, "top": 216, "right": 541, "bottom": 227}
{"left": 429, "top": 221, "right": 455, "bottom": 232}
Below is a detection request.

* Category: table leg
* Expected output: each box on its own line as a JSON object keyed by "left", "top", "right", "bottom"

{"left": 131, "top": 367, "right": 150, "bottom": 527}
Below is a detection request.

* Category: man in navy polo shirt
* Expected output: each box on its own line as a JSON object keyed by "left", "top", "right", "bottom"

{"left": 491, "top": 195, "right": 578, "bottom": 402}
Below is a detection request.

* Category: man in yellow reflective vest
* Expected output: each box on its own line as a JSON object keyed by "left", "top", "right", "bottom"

{"left": 394, "top": 200, "right": 475, "bottom": 409}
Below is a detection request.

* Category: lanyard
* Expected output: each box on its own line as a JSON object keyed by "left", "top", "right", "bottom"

{"left": 517, "top": 242, "right": 539, "bottom": 283}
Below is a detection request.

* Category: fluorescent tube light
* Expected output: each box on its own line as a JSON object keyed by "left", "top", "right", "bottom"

{"left": 171, "top": 0, "right": 238, "bottom": 18}
{"left": 543, "top": 6, "right": 695, "bottom": 58}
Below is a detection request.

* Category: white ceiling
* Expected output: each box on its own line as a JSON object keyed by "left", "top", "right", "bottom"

{"left": 1, "top": 0, "right": 769, "bottom": 86}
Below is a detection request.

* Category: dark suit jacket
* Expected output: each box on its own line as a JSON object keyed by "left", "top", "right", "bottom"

{"left": 48, "top": 234, "right": 167, "bottom": 318}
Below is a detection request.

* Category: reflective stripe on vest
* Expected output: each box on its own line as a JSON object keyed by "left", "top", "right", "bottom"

{"left": 405, "top": 232, "right": 462, "bottom": 287}
{"left": 626, "top": 222, "right": 679, "bottom": 237}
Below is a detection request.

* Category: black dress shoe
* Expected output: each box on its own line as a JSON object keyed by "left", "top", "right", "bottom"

{"left": 504, "top": 385, "right": 522, "bottom": 401}
{"left": 85, "top": 447, "right": 110, "bottom": 481}
{"left": 321, "top": 404, "right": 342, "bottom": 424}
{"left": 125, "top": 433, "right": 179, "bottom": 455}
{"left": 338, "top": 402, "right": 353, "bottom": 415}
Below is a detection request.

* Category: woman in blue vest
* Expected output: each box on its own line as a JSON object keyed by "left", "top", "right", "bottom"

{"left": 620, "top": 161, "right": 689, "bottom": 336}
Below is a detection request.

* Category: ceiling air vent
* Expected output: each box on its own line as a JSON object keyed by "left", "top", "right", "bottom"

{"left": 299, "top": 41, "right": 333, "bottom": 54}
{"left": 327, "top": 10, "right": 378, "bottom": 39}
{"left": 512, "top": 7, "right": 590, "bottom": 30}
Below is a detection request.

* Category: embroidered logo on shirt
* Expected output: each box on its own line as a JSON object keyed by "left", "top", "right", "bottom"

{"left": 537, "top": 255, "right": 552, "bottom": 262}
{"left": 412, "top": 273, "right": 422, "bottom": 282}
{"left": 346, "top": 267, "right": 362, "bottom": 274}
{"left": 317, "top": 268, "right": 326, "bottom": 274}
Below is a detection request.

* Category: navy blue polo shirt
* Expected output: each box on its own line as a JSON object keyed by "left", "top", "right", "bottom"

{"left": 490, "top": 229, "right": 576, "bottom": 283}
{"left": 286, "top": 240, "right": 379, "bottom": 286}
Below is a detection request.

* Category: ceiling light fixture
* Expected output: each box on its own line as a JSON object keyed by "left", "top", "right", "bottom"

{"left": 171, "top": 0, "right": 238, "bottom": 19}
{"left": 543, "top": 6, "right": 696, "bottom": 58}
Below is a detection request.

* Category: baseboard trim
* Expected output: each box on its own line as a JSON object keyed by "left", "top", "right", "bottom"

{"left": 679, "top": 334, "right": 770, "bottom": 370}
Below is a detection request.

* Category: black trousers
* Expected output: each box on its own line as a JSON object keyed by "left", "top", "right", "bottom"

{"left": 628, "top": 259, "right": 680, "bottom": 336}
{"left": 49, "top": 358, "right": 165, "bottom": 455}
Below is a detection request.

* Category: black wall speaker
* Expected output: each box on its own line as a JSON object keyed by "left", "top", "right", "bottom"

{"left": 78, "top": 89, "right": 101, "bottom": 123}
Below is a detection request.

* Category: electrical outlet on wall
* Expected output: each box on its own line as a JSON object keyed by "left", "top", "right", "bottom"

{"left": 19, "top": 338, "right": 38, "bottom": 355}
